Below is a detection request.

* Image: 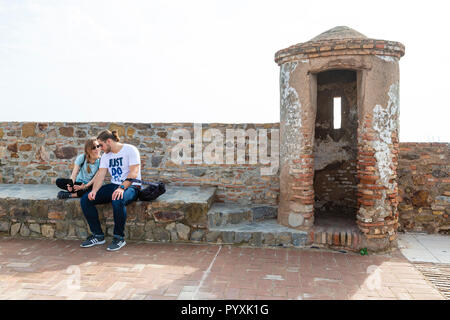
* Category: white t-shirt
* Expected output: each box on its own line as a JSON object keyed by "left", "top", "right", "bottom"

{"left": 100, "top": 144, "right": 142, "bottom": 186}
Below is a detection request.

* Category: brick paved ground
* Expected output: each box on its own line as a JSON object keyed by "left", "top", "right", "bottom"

{"left": 0, "top": 237, "right": 445, "bottom": 300}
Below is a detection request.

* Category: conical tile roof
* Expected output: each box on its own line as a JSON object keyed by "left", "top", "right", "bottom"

{"left": 309, "top": 26, "right": 367, "bottom": 41}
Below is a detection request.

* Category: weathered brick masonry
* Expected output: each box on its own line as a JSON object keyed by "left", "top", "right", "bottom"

{"left": 398, "top": 143, "right": 450, "bottom": 234}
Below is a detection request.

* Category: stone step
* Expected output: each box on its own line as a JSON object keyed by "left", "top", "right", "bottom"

{"left": 207, "top": 202, "right": 277, "bottom": 228}
{"left": 207, "top": 219, "right": 308, "bottom": 247}
{"left": 145, "top": 185, "right": 217, "bottom": 225}
{"left": 207, "top": 203, "right": 252, "bottom": 227}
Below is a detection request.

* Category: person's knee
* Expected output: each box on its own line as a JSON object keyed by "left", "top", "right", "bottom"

{"left": 55, "top": 178, "right": 65, "bottom": 188}
{"left": 111, "top": 199, "right": 125, "bottom": 210}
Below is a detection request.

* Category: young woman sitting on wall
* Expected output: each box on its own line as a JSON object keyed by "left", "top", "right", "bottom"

{"left": 56, "top": 138, "right": 102, "bottom": 199}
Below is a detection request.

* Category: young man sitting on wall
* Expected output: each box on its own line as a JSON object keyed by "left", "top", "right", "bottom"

{"left": 79, "top": 129, "right": 142, "bottom": 251}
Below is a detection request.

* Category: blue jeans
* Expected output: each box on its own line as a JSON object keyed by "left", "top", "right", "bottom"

{"left": 80, "top": 183, "right": 139, "bottom": 238}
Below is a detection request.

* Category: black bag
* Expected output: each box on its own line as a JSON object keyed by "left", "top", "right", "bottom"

{"left": 125, "top": 179, "right": 166, "bottom": 201}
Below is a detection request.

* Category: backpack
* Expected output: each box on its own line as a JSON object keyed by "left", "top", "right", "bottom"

{"left": 124, "top": 179, "right": 166, "bottom": 201}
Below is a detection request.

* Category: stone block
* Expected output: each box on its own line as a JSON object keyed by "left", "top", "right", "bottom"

{"left": 76, "top": 226, "right": 87, "bottom": 239}
{"left": 235, "top": 232, "right": 251, "bottom": 243}
{"left": 144, "top": 230, "right": 154, "bottom": 241}
{"left": 263, "top": 233, "right": 275, "bottom": 245}
{"left": 126, "top": 127, "right": 136, "bottom": 138}
{"left": 7, "top": 142, "right": 18, "bottom": 153}
{"left": 106, "top": 225, "right": 114, "bottom": 237}
{"left": 187, "top": 168, "right": 206, "bottom": 177}
{"left": 401, "top": 152, "right": 420, "bottom": 160}
{"left": 128, "top": 224, "right": 146, "bottom": 240}
{"left": 59, "top": 127, "right": 74, "bottom": 137}
{"left": 36, "top": 146, "right": 50, "bottom": 161}
{"left": 414, "top": 215, "right": 435, "bottom": 222}
{"left": 19, "top": 144, "right": 32, "bottom": 152}
{"left": 152, "top": 227, "right": 170, "bottom": 241}
{"left": 74, "top": 220, "right": 87, "bottom": 228}
{"left": 276, "top": 232, "right": 291, "bottom": 245}
{"left": 76, "top": 130, "right": 87, "bottom": 138}
{"left": 19, "top": 224, "right": 30, "bottom": 236}
{"left": 432, "top": 170, "right": 448, "bottom": 178}
{"left": 176, "top": 223, "right": 190, "bottom": 240}
{"left": 67, "top": 225, "right": 77, "bottom": 238}
{"left": 292, "top": 233, "right": 307, "bottom": 247}
{"left": 54, "top": 146, "right": 78, "bottom": 159}
{"left": 249, "top": 232, "right": 262, "bottom": 246}
{"left": 221, "top": 231, "right": 235, "bottom": 243}
{"left": 22, "top": 123, "right": 36, "bottom": 138}
{"left": 206, "top": 231, "right": 221, "bottom": 242}
{"left": 11, "top": 223, "right": 21, "bottom": 236}
{"left": 109, "top": 124, "right": 125, "bottom": 138}
{"left": 55, "top": 229, "right": 68, "bottom": 238}
{"left": 435, "top": 196, "right": 450, "bottom": 204}
{"left": 144, "top": 221, "right": 156, "bottom": 231}
{"left": 412, "top": 190, "right": 431, "bottom": 207}
{"left": 251, "top": 206, "right": 277, "bottom": 221}
{"left": 165, "top": 222, "right": 176, "bottom": 231}
{"left": 48, "top": 211, "right": 66, "bottom": 220}
{"left": 0, "top": 221, "right": 10, "bottom": 232}
{"left": 190, "top": 230, "right": 204, "bottom": 242}
{"left": 151, "top": 155, "right": 163, "bottom": 168}
{"left": 165, "top": 223, "right": 177, "bottom": 241}
{"left": 41, "top": 225, "right": 55, "bottom": 238}
{"left": 184, "top": 205, "right": 208, "bottom": 226}
{"left": 153, "top": 211, "right": 184, "bottom": 223}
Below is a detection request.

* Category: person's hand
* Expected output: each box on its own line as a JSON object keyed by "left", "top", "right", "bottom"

{"left": 66, "top": 184, "right": 73, "bottom": 192}
{"left": 73, "top": 184, "right": 85, "bottom": 191}
{"left": 88, "top": 190, "right": 96, "bottom": 201}
{"left": 112, "top": 188, "right": 124, "bottom": 200}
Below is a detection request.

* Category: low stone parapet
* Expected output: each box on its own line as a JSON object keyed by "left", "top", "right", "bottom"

{"left": 0, "top": 184, "right": 217, "bottom": 242}
{"left": 0, "top": 184, "right": 311, "bottom": 249}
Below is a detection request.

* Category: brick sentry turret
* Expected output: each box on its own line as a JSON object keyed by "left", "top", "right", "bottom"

{"left": 275, "top": 26, "right": 405, "bottom": 252}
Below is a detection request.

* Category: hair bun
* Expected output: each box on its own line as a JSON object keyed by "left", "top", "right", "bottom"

{"left": 97, "top": 129, "right": 120, "bottom": 142}
{"left": 111, "top": 130, "right": 120, "bottom": 142}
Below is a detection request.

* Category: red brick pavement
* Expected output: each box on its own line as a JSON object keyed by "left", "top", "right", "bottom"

{"left": 0, "top": 237, "right": 445, "bottom": 300}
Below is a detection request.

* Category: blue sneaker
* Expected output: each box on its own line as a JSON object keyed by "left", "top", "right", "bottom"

{"left": 107, "top": 236, "right": 126, "bottom": 251}
{"left": 80, "top": 234, "right": 105, "bottom": 248}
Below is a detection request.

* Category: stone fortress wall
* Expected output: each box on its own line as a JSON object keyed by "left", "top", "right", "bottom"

{"left": 0, "top": 121, "right": 448, "bottom": 234}
{"left": 0, "top": 122, "right": 280, "bottom": 205}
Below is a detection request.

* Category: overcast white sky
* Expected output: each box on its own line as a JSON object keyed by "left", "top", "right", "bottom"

{"left": 0, "top": 0, "right": 449, "bottom": 142}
